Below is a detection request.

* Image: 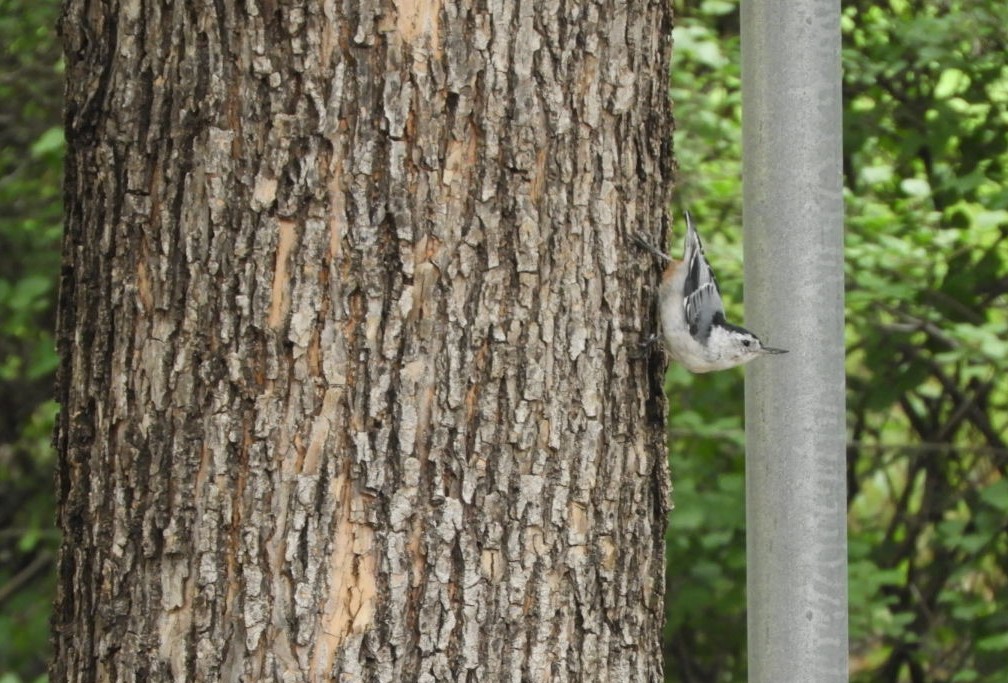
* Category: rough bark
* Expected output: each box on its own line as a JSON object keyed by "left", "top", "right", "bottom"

{"left": 53, "top": 1, "right": 673, "bottom": 681}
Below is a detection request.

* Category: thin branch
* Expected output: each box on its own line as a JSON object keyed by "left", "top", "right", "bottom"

{"left": 0, "top": 550, "right": 53, "bottom": 608}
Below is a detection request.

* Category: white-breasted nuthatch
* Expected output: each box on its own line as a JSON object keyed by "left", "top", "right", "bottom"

{"left": 637, "top": 211, "right": 787, "bottom": 373}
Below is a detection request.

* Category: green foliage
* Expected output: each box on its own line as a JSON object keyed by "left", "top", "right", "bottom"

{"left": 664, "top": 366, "right": 748, "bottom": 682}
{"left": 0, "top": 0, "right": 63, "bottom": 680}
{"left": 844, "top": 1, "right": 1008, "bottom": 680}
{"left": 666, "top": 1, "right": 1008, "bottom": 681}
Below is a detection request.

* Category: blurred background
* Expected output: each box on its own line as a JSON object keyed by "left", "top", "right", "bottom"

{"left": 667, "top": 1, "right": 1008, "bottom": 681}
{"left": 1, "top": 0, "right": 63, "bottom": 681}
{"left": 1, "top": 0, "right": 1006, "bottom": 681}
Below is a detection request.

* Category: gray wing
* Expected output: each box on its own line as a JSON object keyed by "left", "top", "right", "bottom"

{"left": 681, "top": 212, "right": 726, "bottom": 342}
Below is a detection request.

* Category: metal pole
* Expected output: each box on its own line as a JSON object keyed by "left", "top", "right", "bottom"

{"left": 741, "top": 1, "right": 847, "bottom": 682}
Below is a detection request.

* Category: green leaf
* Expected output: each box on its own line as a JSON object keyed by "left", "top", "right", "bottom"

{"left": 699, "top": 0, "right": 737, "bottom": 15}
{"left": 978, "top": 479, "right": 1008, "bottom": 513}
{"left": 29, "top": 126, "right": 63, "bottom": 158}
{"left": 977, "top": 631, "right": 1008, "bottom": 653}
{"left": 934, "top": 68, "right": 970, "bottom": 98}
{"left": 860, "top": 164, "right": 894, "bottom": 185}
{"left": 17, "top": 528, "right": 40, "bottom": 553}
{"left": 900, "top": 177, "right": 932, "bottom": 197}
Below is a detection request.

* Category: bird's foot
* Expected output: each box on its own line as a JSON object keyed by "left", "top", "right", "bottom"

{"left": 632, "top": 233, "right": 671, "bottom": 264}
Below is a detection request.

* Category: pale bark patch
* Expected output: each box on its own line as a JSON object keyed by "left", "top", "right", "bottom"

{"left": 394, "top": 0, "right": 442, "bottom": 51}
{"left": 253, "top": 175, "right": 278, "bottom": 209}
{"left": 313, "top": 476, "right": 378, "bottom": 672}
{"left": 158, "top": 607, "right": 192, "bottom": 679}
{"left": 268, "top": 219, "right": 297, "bottom": 330}
{"left": 136, "top": 257, "right": 153, "bottom": 312}
{"left": 441, "top": 132, "right": 478, "bottom": 188}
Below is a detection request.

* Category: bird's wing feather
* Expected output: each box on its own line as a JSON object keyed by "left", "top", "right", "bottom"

{"left": 681, "top": 212, "right": 726, "bottom": 342}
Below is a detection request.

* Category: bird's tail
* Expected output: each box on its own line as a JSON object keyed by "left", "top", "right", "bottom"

{"left": 683, "top": 210, "right": 704, "bottom": 260}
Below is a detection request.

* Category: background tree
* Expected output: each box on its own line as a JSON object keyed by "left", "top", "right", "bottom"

{"left": 50, "top": 1, "right": 673, "bottom": 681}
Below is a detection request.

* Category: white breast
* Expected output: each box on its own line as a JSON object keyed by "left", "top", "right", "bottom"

{"left": 657, "top": 264, "right": 721, "bottom": 372}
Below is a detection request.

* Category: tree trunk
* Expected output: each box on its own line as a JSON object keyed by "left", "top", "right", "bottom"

{"left": 53, "top": 1, "right": 673, "bottom": 681}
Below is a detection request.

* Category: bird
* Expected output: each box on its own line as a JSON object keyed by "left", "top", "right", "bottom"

{"left": 636, "top": 211, "right": 787, "bottom": 372}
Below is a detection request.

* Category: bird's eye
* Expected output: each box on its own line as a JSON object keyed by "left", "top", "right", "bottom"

{"left": 742, "top": 340, "right": 751, "bottom": 347}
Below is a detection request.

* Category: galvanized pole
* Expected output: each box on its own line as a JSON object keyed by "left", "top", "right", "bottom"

{"left": 741, "top": 0, "right": 847, "bottom": 682}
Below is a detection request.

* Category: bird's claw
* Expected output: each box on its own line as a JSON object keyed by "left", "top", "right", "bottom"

{"left": 632, "top": 232, "right": 671, "bottom": 264}
{"left": 630, "top": 333, "right": 661, "bottom": 359}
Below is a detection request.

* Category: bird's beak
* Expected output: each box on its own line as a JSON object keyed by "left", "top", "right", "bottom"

{"left": 761, "top": 346, "right": 788, "bottom": 355}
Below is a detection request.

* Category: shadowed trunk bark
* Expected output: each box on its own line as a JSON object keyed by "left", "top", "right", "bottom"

{"left": 53, "top": 1, "right": 673, "bottom": 680}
